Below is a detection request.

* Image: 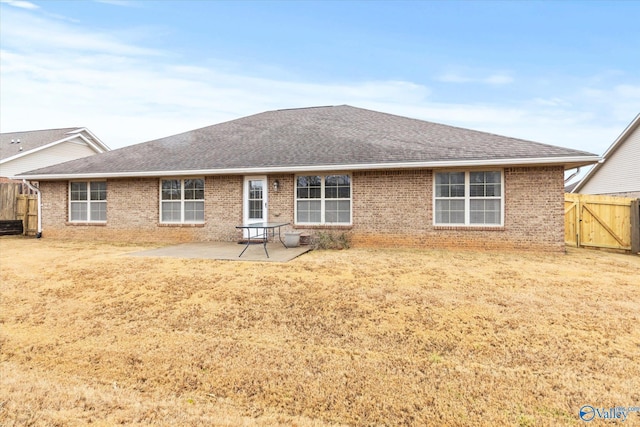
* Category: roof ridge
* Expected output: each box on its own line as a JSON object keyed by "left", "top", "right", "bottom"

{"left": 274, "top": 105, "right": 340, "bottom": 112}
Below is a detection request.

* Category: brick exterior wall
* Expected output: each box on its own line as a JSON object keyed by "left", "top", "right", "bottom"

{"left": 39, "top": 176, "right": 244, "bottom": 243}
{"left": 37, "top": 166, "right": 565, "bottom": 251}
{"left": 347, "top": 167, "right": 565, "bottom": 252}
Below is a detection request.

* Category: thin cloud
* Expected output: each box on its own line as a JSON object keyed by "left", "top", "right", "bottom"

{"left": 438, "top": 72, "right": 514, "bottom": 85}
{"left": 94, "top": 0, "right": 141, "bottom": 7}
{"left": 484, "top": 74, "right": 514, "bottom": 85}
{"left": 614, "top": 84, "right": 640, "bottom": 99}
{"left": 1, "top": 6, "right": 162, "bottom": 56}
{"left": 0, "top": 33, "right": 434, "bottom": 147}
{"left": 0, "top": 2, "right": 635, "bottom": 160}
{"left": 533, "top": 97, "right": 572, "bottom": 108}
{"left": 0, "top": 0, "right": 38, "bottom": 10}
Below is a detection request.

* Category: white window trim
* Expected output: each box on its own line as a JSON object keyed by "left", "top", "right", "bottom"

{"left": 433, "top": 169, "right": 504, "bottom": 227}
{"left": 294, "top": 173, "right": 352, "bottom": 226}
{"left": 159, "top": 177, "right": 205, "bottom": 224}
{"left": 68, "top": 180, "right": 107, "bottom": 223}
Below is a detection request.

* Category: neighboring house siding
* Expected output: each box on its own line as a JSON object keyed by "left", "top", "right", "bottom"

{"left": 38, "top": 166, "right": 565, "bottom": 251}
{"left": 0, "top": 140, "right": 98, "bottom": 178}
{"left": 579, "top": 124, "right": 640, "bottom": 196}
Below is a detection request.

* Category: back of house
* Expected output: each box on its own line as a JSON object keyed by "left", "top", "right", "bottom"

{"left": 16, "top": 106, "right": 599, "bottom": 251}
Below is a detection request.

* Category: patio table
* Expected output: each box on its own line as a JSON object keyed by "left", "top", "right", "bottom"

{"left": 235, "top": 222, "right": 290, "bottom": 258}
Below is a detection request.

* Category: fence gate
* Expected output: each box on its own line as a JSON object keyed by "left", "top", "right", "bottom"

{"left": 565, "top": 193, "right": 640, "bottom": 253}
{"left": 15, "top": 194, "right": 39, "bottom": 236}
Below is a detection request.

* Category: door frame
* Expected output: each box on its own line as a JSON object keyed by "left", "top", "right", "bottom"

{"left": 243, "top": 176, "right": 268, "bottom": 238}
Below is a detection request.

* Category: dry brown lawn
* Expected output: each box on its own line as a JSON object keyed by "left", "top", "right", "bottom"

{"left": 1, "top": 236, "right": 639, "bottom": 426}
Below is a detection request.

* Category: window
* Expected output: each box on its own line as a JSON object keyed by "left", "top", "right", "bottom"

{"left": 296, "top": 174, "right": 351, "bottom": 225}
{"left": 247, "top": 180, "right": 264, "bottom": 220}
{"left": 161, "top": 178, "right": 204, "bottom": 223}
{"left": 69, "top": 181, "right": 106, "bottom": 222}
{"left": 434, "top": 171, "right": 502, "bottom": 226}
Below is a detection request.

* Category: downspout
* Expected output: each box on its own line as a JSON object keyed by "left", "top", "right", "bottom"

{"left": 564, "top": 167, "right": 580, "bottom": 185}
{"left": 22, "top": 179, "right": 42, "bottom": 238}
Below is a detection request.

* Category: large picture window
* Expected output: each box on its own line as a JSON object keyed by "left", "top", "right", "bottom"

{"left": 69, "top": 181, "right": 107, "bottom": 222}
{"left": 161, "top": 178, "right": 204, "bottom": 223}
{"left": 434, "top": 171, "right": 502, "bottom": 226}
{"left": 296, "top": 174, "right": 351, "bottom": 225}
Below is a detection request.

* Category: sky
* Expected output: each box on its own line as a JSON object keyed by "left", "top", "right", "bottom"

{"left": 1, "top": 0, "right": 639, "bottom": 178}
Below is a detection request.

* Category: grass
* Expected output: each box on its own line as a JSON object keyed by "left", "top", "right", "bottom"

{"left": 1, "top": 236, "right": 639, "bottom": 426}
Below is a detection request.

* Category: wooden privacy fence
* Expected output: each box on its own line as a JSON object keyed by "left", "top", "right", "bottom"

{"left": 565, "top": 193, "right": 640, "bottom": 253}
{"left": 0, "top": 182, "right": 39, "bottom": 236}
{"left": 0, "top": 182, "right": 20, "bottom": 220}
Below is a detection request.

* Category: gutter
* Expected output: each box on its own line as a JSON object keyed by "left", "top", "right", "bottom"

{"left": 22, "top": 180, "right": 42, "bottom": 238}
{"left": 16, "top": 155, "right": 602, "bottom": 181}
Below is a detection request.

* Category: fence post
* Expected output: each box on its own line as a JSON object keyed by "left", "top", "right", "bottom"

{"left": 631, "top": 199, "right": 640, "bottom": 254}
{"left": 576, "top": 195, "right": 582, "bottom": 248}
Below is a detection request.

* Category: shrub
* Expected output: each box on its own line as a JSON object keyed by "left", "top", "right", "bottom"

{"left": 312, "top": 231, "right": 351, "bottom": 250}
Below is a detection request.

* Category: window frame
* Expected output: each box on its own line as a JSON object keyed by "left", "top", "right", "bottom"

{"left": 68, "top": 180, "right": 107, "bottom": 223}
{"left": 433, "top": 169, "right": 504, "bottom": 227}
{"left": 294, "top": 174, "right": 352, "bottom": 226}
{"left": 159, "top": 177, "right": 205, "bottom": 224}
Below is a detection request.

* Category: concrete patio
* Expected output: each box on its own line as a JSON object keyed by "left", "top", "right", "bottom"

{"left": 128, "top": 241, "right": 312, "bottom": 262}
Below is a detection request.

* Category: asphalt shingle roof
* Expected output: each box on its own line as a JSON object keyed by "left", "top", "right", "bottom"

{"left": 19, "top": 106, "right": 598, "bottom": 177}
{"left": 0, "top": 128, "right": 80, "bottom": 161}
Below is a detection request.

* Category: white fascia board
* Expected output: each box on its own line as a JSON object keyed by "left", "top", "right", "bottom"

{"left": 0, "top": 151, "right": 26, "bottom": 164}
{"left": 601, "top": 113, "right": 640, "bottom": 159}
{"left": 15, "top": 155, "right": 601, "bottom": 181}
{"left": 68, "top": 128, "right": 111, "bottom": 151}
{"left": 0, "top": 134, "right": 105, "bottom": 164}
{"left": 0, "top": 140, "right": 65, "bottom": 164}
{"left": 70, "top": 133, "right": 109, "bottom": 153}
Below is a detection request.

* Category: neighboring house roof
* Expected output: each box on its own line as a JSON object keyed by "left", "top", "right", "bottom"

{"left": 571, "top": 113, "right": 640, "bottom": 194}
{"left": 1, "top": 127, "right": 110, "bottom": 178}
{"left": 17, "top": 105, "right": 599, "bottom": 180}
{"left": 564, "top": 181, "right": 579, "bottom": 193}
